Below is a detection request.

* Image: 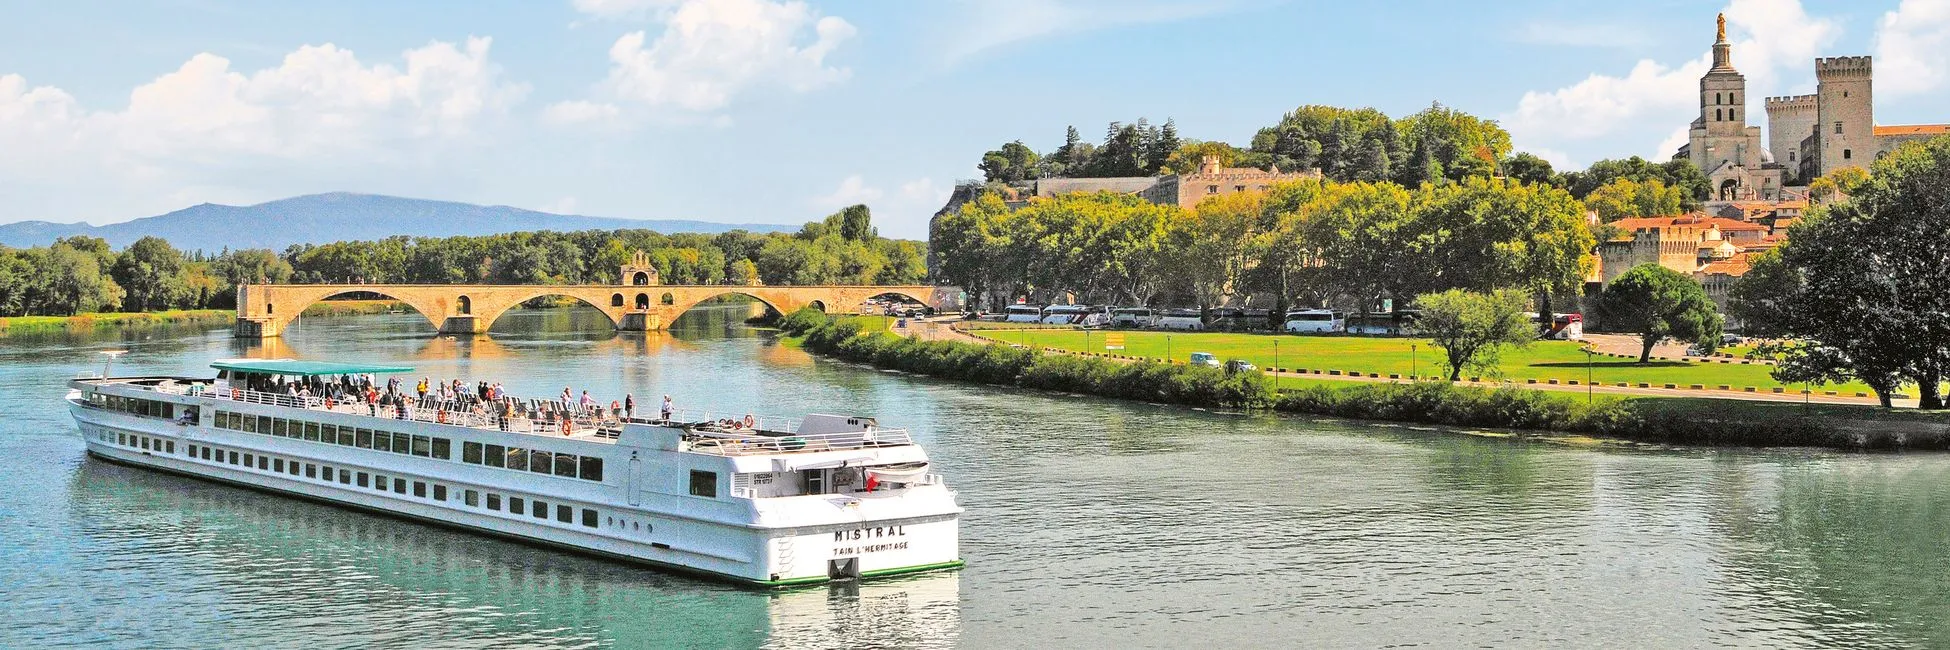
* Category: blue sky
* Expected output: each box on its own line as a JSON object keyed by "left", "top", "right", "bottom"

{"left": 2, "top": 0, "right": 1946, "bottom": 238}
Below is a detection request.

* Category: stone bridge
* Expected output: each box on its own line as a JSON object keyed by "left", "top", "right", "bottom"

{"left": 233, "top": 283, "right": 961, "bottom": 338}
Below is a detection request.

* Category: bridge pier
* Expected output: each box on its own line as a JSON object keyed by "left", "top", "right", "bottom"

{"left": 617, "top": 311, "right": 661, "bottom": 332}
{"left": 440, "top": 316, "right": 486, "bottom": 336}
{"left": 235, "top": 317, "right": 282, "bottom": 339}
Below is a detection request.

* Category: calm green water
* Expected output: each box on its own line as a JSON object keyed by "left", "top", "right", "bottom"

{"left": 3, "top": 305, "right": 1948, "bottom": 648}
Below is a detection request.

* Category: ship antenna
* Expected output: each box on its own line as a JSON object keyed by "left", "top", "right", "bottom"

{"left": 97, "top": 350, "right": 127, "bottom": 378}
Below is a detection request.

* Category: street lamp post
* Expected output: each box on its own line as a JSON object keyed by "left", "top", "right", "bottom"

{"left": 1411, "top": 344, "right": 1417, "bottom": 380}
{"left": 1166, "top": 335, "right": 1173, "bottom": 364}
{"left": 1273, "top": 339, "right": 1280, "bottom": 390}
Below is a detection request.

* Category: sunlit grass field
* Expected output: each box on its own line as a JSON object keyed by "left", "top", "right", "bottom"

{"left": 965, "top": 327, "right": 1871, "bottom": 393}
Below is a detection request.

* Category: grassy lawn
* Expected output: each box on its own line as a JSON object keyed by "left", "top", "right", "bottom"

{"left": 967, "top": 327, "right": 1873, "bottom": 393}
{"left": 0, "top": 309, "right": 235, "bottom": 335}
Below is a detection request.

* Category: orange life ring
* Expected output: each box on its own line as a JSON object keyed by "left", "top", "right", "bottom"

{"left": 231, "top": 388, "right": 241, "bottom": 399}
{"left": 561, "top": 419, "right": 572, "bottom": 436}
{"left": 437, "top": 410, "right": 447, "bottom": 424}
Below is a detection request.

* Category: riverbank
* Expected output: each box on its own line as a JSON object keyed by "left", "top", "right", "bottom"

{"left": 784, "top": 311, "right": 1950, "bottom": 451}
{"left": 0, "top": 300, "right": 402, "bottom": 338}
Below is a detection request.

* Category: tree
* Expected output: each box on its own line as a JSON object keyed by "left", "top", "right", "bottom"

{"left": 1584, "top": 177, "right": 1684, "bottom": 221}
{"left": 1594, "top": 264, "right": 1723, "bottom": 363}
{"left": 823, "top": 204, "right": 876, "bottom": 241}
{"left": 111, "top": 236, "right": 191, "bottom": 311}
{"left": 1806, "top": 166, "right": 1870, "bottom": 204}
{"left": 1414, "top": 289, "right": 1533, "bottom": 381}
{"left": 1152, "top": 118, "right": 1182, "bottom": 172}
{"left": 1171, "top": 192, "right": 1261, "bottom": 319}
{"left": 978, "top": 141, "right": 1041, "bottom": 183}
{"left": 1559, "top": 156, "right": 1709, "bottom": 208}
{"left": 1502, "top": 152, "right": 1556, "bottom": 186}
{"left": 34, "top": 242, "right": 124, "bottom": 315}
{"left": 727, "top": 258, "right": 760, "bottom": 285}
{"left": 1731, "top": 136, "right": 1950, "bottom": 408}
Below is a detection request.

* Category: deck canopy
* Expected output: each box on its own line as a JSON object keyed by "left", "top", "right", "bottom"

{"left": 211, "top": 359, "right": 413, "bottom": 377}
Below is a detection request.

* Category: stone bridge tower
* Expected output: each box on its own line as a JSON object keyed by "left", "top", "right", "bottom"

{"left": 621, "top": 250, "right": 660, "bottom": 287}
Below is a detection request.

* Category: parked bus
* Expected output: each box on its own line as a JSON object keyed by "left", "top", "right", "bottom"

{"left": 1283, "top": 309, "right": 1347, "bottom": 333}
{"left": 1003, "top": 305, "right": 1046, "bottom": 323}
{"left": 1040, "top": 304, "right": 1087, "bottom": 325}
{"left": 1156, "top": 309, "right": 1205, "bottom": 331}
{"left": 1109, "top": 307, "right": 1158, "bottom": 328}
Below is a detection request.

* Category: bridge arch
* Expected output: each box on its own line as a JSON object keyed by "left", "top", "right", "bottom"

{"left": 264, "top": 287, "right": 451, "bottom": 334}
{"left": 467, "top": 289, "right": 622, "bottom": 332}
{"left": 664, "top": 289, "right": 791, "bottom": 324}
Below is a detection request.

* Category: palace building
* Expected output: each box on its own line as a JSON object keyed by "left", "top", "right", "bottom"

{"left": 1675, "top": 14, "right": 1950, "bottom": 199}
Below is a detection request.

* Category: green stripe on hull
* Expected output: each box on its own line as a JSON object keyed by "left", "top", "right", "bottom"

{"left": 85, "top": 449, "right": 963, "bottom": 589}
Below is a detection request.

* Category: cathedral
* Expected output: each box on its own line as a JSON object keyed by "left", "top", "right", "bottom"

{"left": 1673, "top": 14, "right": 1950, "bottom": 201}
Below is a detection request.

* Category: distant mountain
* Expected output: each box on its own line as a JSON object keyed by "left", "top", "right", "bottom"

{"left": 0, "top": 192, "right": 793, "bottom": 251}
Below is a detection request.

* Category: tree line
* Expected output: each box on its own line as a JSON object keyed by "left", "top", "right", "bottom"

{"left": 930, "top": 175, "right": 1596, "bottom": 322}
{"left": 973, "top": 103, "right": 1711, "bottom": 219}
{"left": 0, "top": 204, "right": 924, "bottom": 318}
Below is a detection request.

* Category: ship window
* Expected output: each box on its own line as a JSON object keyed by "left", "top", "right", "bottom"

{"left": 411, "top": 435, "right": 432, "bottom": 458}
{"left": 339, "top": 469, "right": 350, "bottom": 484}
{"left": 432, "top": 484, "right": 446, "bottom": 501}
{"left": 689, "top": 470, "right": 718, "bottom": 498}
{"left": 393, "top": 478, "right": 406, "bottom": 494}
{"left": 140, "top": 437, "right": 150, "bottom": 450}
{"left": 165, "top": 441, "right": 174, "bottom": 454}
{"left": 205, "top": 448, "right": 214, "bottom": 461}
{"left": 488, "top": 493, "right": 502, "bottom": 510}
{"left": 275, "top": 458, "right": 285, "bottom": 473}
{"left": 580, "top": 457, "right": 603, "bottom": 482}
{"left": 582, "top": 509, "right": 598, "bottom": 528}
{"left": 392, "top": 433, "right": 411, "bottom": 455}
{"left": 288, "top": 462, "right": 299, "bottom": 476}
{"left": 431, "top": 438, "right": 450, "bottom": 460}
{"left": 506, "top": 448, "right": 528, "bottom": 471}
{"left": 413, "top": 481, "right": 426, "bottom": 498}
{"left": 116, "top": 433, "right": 125, "bottom": 445}
{"left": 243, "top": 453, "right": 254, "bottom": 466}
{"left": 529, "top": 450, "right": 553, "bottom": 474}
{"left": 463, "top": 442, "right": 483, "bottom": 464}
{"left": 270, "top": 418, "right": 285, "bottom": 437}
{"left": 320, "top": 465, "right": 332, "bottom": 480}
{"left": 357, "top": 472, "right": 369, "bottom": 488}
{"left": 557, "top": 504, "right": 573, "bottom": 523}
{"left": 258, "top": 415, "right": 273, "bottom": 434}
{"left": 303, "top": 422, "right": 318, "bottom": 441}
{"left": 188, "top": 444, "right": 198, "bottom": 456}
{"left": 532, "top": 500, "right": 548, "bottom": 519}
{"left": 258, "top": 456, "right": 268, "bottom": 470}
{"left": 305, "top": 422, "right": 323, "bottom": 442}
{"left": 305, "top": 464, "right": 316, "bottom": 479}
{"left": 485, "top": 444, "right": 506, "bottom": 468}
{"left": 464, "top": 490, "right": 479, "bottom": 507}
{"left": 369, "top": 430, "right": 389, "bottom": 452}
{"left": 338, "top": 427, "right": 356, "bottom": 446}
{"left": 509, "top": 496, "right": 523, "bottom": 513}
{"left": 229, "top": 451, "right": 239, "bottom": 465}
{"left": 555, "top": 453, "right": 578, "bottom": 477}
{"left": 242, "top": 416, "right": 258, "bottom": 433}
{"left": 373, "top": 474, "right": 387, "bottom": 489}
{"left": 356, "top": 429, "right": 373, "bottom": 449}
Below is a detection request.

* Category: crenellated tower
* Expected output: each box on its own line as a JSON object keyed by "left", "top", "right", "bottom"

{"left": 1814, "top": 56, "right": 1873, "bottom": 177}
{"left": 1764, "top": 94, "right": 1817, "bottom": 182}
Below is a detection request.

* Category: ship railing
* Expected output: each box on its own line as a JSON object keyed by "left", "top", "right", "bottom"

{"left": 684, "top": 427, "right": 915, "bottom": 456}
{"left": 202, "top": 387, "right": 614, "bottom": 436}
{"left": 625, "top": 408, "right": 801, "bottom": 435}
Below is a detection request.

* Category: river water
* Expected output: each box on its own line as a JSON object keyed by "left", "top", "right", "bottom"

{"left": 3, "top": 306, "right": 1947, "bottom": 648}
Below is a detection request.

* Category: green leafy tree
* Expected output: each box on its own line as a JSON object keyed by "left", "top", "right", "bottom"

{"left": 1502, "top": 152, "right": 1556, "bottom": 186}
{"left": 111, "top": 236, "right": 192, "bottom": 311}
{"left": 1731, "top": 136, "right": 1950, "bottom": 407}
{"left": 1584, "top": 177, "right": 1684, "bottom": 221}
{"left": 1414, "top": 289, "right": 1533, "bottom": 381}
{"left": 978, "top": 141, "right": 1041, "bottom": 183}
{"left": 1806, "top": 166, "right": 1870, "bottom": 204}
{"left": 726, "top": 258, "right": 760, "bottom": 285}
{"left": 34, "top": 242, "right": 124, "bottom": 315}
{"left": 1560, "top": 156, "right": 1709, "bottom": 208}
{"left": 1594, "top": 263, "right": 1723, "bottom": 363}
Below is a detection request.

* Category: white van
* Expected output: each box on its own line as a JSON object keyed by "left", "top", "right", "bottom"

{"left": 1156, "top": 309, "right": 1205, "bottom": 331}
{"left": 1110, "top": 307, "right": 1158, "bottom": 328}
{"left": 1283, "top": 309, "right": 1346, "bottom": 333}
{"left": 1003, "top": 305, "right": 1046, "bottom": 323}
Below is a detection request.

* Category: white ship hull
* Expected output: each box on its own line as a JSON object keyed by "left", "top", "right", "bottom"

{"left": 69, "top": 378, "right": 961, "bottom": 587}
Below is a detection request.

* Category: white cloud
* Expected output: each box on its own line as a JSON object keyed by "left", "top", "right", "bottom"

{"left": 538, "top": 196, "right": 580, "bottom": 214}
{"left": 0, "top": 37, "right": 525, "bottom": 182}
{"left": 937, "top": 0, "right": 1247, "bottom": 64}
{"left": 1502, "top": 0, "right": 1838, "bottom": 165}
{"left": 899, "top": 177, "right": 948, "bottom": 206}
{"left": 561, "top": 0, "right": 854, "bottom": 119}
{"left": 812, "top": 174, "right": 883, "bottom": 209}
{"left": 1875, "top": 0, "right": 1950, "bottom": 98}
{"left": 571, "top": 0, "right": 683, "bottom": 20}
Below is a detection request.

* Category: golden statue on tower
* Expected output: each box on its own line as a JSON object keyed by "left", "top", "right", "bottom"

{"left": 1717, "top": 13, "right": 1726, "bottom": 41}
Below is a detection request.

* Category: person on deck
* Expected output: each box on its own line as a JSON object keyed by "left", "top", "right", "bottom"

{"left": 624, "top": 394, "right": 635, "bottom": 420}
{"left": 661, "top": 395, "right": 673, "bottom": 421}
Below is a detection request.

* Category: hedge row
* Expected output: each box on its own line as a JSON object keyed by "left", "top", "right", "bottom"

{"left": 781, "top": 310, "right": 1950, "bottom": 450}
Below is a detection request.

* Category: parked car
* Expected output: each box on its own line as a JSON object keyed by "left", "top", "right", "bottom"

{"left": 1189, "top": 352, "right": 1221, "bottom": 367}
{"left": 1721, "top": 333, "right": 1747, "bottom": 345}
{"left": 1224, "top": 359, "right": 1258, "bottom": 373}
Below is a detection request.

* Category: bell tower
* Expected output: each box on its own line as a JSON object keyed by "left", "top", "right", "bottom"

{"left": 620, "top": 250, "right": 659, "bottom": 286}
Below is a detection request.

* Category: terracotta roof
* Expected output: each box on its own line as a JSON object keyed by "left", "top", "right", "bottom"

{"left": 1701, "top": 253, "right": 1754, "bottom": 277}
{"left": 1874, "top": 124, "right": 1950, "bottom": 137}
{"left": 1704, "top": 217, "right": 1767, "bottom": 232}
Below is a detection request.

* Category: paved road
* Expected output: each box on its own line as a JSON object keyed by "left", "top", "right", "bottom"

{"left": 885, "top": 317, "right": 1899, "bottom": 408}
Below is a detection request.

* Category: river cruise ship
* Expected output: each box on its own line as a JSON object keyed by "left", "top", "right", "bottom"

{"left": 67, "top": 359, "right": 963, "bottom": 587}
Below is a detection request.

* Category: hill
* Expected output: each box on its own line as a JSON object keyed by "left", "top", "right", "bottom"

{"left": 0, "top": 193, "right": 792, "bottom": 251}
